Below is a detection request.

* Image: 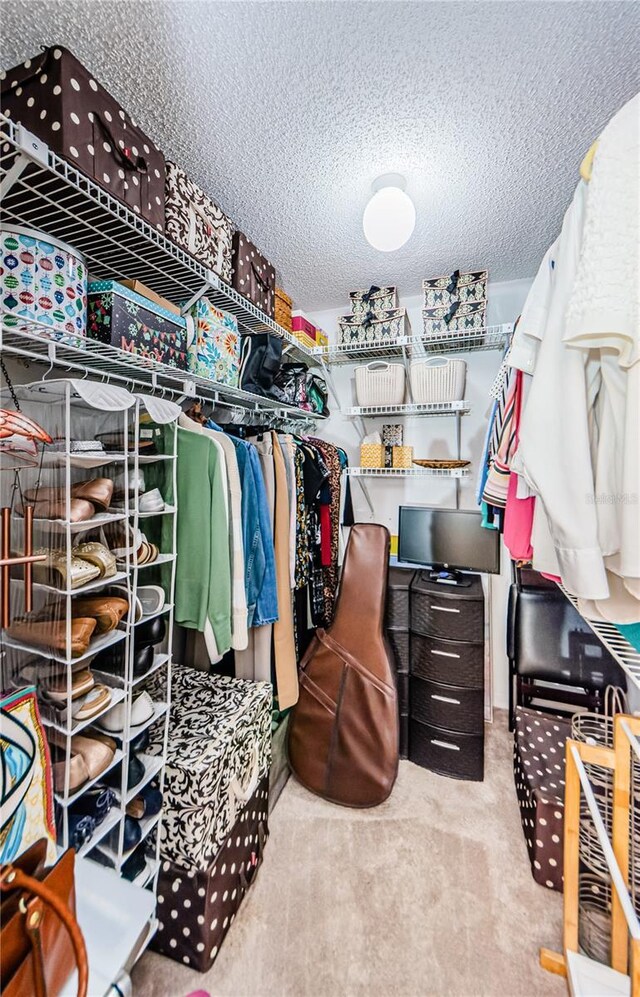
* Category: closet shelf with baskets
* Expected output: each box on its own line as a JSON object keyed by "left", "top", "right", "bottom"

{"left": 346, "top": 466, "right": 471, "bottom": 479}
{"left": 344, "top": 401, "right": 470, "bottom": 418}
{"left": 0, "top": 115, "right": 312, "bottom": 366}
{"left": 314, "top": 324, "right": 512, "bottom": 365}
{"left": 347, "top": 356, "right": 472, "bottom": 512}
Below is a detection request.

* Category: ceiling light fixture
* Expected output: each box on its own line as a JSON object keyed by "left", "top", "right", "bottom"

{"left": 362, "top": 173, "right": 416, "bottom": 253}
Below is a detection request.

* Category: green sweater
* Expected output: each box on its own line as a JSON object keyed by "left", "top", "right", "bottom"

{"left": 174, "top": 427, "right": 232, "bottom": 654}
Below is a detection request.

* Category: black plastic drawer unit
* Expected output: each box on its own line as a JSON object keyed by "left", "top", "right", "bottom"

{"left": 409, "top": 719, "right": 484, "bottom": 782}
{"left": 408, "top": 571, "right": 485, "bottom": 781}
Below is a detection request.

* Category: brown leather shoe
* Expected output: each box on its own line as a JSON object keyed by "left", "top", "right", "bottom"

{"left": 7, "top": 616, "right": 97, "bottom": 657}
{"left": 24, "top": 496, "right": 96, "bottom": 522}
{"left": 71, "top": 477, "right": 114, "bottom": 512}
{"left": 25, "top": 476, "right": 114, "bottom": 514}
{"left": 72, "top": 595, "right": 129, "bottom": 634}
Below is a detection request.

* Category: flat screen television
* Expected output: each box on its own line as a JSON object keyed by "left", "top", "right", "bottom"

{"left": 398, "top": 506, "right": 501, "bottom": 579}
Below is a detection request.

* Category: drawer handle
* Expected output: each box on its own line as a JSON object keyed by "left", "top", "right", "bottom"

{"left": 431, "top": 739, "right": 460, "bottom": 751}
{"left": 430, "top": 605, "right": 460, "bottom": 614}
{"left": 431, "top": 694, "right": 461, "bottom": 705}
{"left": 430, "top": 649, "right": 460, "bottom": 659}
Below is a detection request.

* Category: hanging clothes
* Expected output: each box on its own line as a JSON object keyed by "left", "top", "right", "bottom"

{"left": 173, "top": 425, "right": 232, "bottom": 657}
{"left": 271, "top": 432, "right": 298, "bottom": 709}
{"left": 204, "top": 420, "right": 248, "bottom": 651}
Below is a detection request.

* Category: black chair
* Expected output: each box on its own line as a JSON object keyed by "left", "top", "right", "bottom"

{"left": 507, "top": 566, "right": 626, "bottom": 730}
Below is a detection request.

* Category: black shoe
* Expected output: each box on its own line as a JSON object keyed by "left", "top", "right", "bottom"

{"left": 104, "top": 753, "right": 145, "bottom": 792}
{"left": 69, "top": 786, "right": 117, "bottom": 827}
{"left": 121, "top": 843, "right": 148, "bottom": 882}
{"left": 134, "top": 616, "right": 165, "bottom": 649}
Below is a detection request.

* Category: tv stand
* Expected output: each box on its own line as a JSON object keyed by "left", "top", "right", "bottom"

{"left": 428, "top": 569, "right": 473, "bottom": 587}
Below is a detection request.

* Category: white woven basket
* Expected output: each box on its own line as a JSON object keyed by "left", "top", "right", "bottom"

{"left": 354, "top": 362, "right": 405, "bottom": 407}
{"left": 410, "top": 357, "right": 466, "bottom": 403}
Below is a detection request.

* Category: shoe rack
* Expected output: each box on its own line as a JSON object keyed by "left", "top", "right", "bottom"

{"left": 0, "top": 377, "right": 177, "bottom": 903}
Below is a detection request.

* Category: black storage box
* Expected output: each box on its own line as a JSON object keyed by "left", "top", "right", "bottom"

{"left": 388, "top": 629, "right": 410, "bottom": 675}
{"left": 410, "top": 572, "right": 484, "bottom": 642}
{"left": 410, "top": 631, "right": 483, "bottom": 688}
{"left": 411, "top": 676, "right": 484, "bottom": 735}
{"left": 386, "top": 567, "right": 415, "bottom": 630}
{"left": 409, "top": 719, "right": 484, "bottom": 781}
{"left": 87, "top": 280, "right": 188, "bottom": 370}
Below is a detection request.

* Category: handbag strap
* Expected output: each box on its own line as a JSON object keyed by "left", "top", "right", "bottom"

{"left": 0, "top": 864, "right": 88, "bottom": 997}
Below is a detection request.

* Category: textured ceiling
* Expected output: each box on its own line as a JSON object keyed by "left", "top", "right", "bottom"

{"left": 2, "top": 1, "right": 639, "bottom": 309}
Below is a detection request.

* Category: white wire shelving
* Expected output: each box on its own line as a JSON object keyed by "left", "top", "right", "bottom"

{"left": 346, "top": 465, "right": 470, "bottom": 479}
{"left": 343, "top": 400, "right": 470, "bottom": 418}
{"left": 0, "top": 317, "right": 325, "bottom": 432}
{"left": 312, "top": 325, "right": 512, "bottom": 365}
{"left": 0, "top": 115, "right": 312, "bottom": 365}
{"left": 558, "top": 584, "right": 640, "bottom": 692}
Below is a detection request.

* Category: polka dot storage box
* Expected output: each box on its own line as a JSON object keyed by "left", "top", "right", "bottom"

{"left": 231, "top": 231, "right": 276, "bottom": 319}
{"left": 513, "top": 706, "right": 571, "bottom": 892}
{"left": 152, "top": 775, "right": 269, "bottom": 971}
{"left": 1, "top": 223, "right": 86, "bottom": 344}
{"left": 1, "top": 45, "right": 166, "bottom": 231}
{"left": 146, "top": 667, "right": 272, "bottom": 970}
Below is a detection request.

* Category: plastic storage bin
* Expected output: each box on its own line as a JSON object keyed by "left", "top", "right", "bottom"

{"left": 355, "top": 362, "right": 405, "bottom": 406}
{"left": 410, "top": 358, "right": 466, "bottom": 403}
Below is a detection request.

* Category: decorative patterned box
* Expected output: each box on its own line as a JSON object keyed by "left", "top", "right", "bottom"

{"left": 291, "top": 329, "right": 317, "bottom": 350}
{"left": 1, "top": 46, "right": 166, "bottom": 232}
{"left": 422, "top": 300, "right": 486, "bottom": 338}
{"left": 275, "top": 287, "right": 292, "bottom": 332}
{"left": 232, "top": 232, "right": 276, "bottom": 318}
{"left": 315, "top": 330, "right": 329, "bottom": 347}
{"left": 1, "top": 224, "right": 86, "bottom": 345}
{"left": 350, "top": 285, "right": 398, "bottom": 317}
{"left": 392, "top": 445, "right": 413, "bottom": 468}
{"left": 339, "top": 308, "right": 411, "bottom": 345}
{"left": 382, "top": 424, "right": 404, "bottom": 446}
{"left": 186, "top": 297, "right": 240, "bottom": 386}
{"left": 152, "top": 775, "right": 269, "bottom": 970}
{"left": 422, "top": 270, "right": 488, "bottom": 309}
{"left": 165, "top": 162, "right": 233, "bottom": 282}
{"left": 291, "top": 311, "right": 316, "bottom": 341}
{"left": 87, "top": 280, "right": 187, "bottom": 368}
{"left": 147, "top": 667, "right": 272, "bottom": 871}
{"left": 360, "top": 443, "right": 385, "bottom": 468}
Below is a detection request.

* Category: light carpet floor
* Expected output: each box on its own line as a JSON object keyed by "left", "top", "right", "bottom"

{"left": 133, "top": 711, "right": 565, "bottom": 996}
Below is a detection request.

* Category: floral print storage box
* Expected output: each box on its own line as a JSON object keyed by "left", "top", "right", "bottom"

{"left": 187, "top": 297, "right": 241, "bottom": 387}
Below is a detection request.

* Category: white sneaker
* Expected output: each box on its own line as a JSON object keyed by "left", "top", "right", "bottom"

{"left": 138, "top": 488, "right": 165, "bottom": 513}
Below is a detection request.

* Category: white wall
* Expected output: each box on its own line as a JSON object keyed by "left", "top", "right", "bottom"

{"left": 307, "top": 278, "right": 532, "bottom": 711}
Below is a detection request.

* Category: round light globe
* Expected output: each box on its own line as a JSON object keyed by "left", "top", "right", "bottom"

{"left": 363, "top": 185, "right": 416, "bottom": 252}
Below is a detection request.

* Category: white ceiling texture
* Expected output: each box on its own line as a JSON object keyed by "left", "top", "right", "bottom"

{"left": 2, "top": 1, "right": 638, "bottom": 309}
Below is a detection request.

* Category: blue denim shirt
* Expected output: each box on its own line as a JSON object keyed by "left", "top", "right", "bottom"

{"left": 245, "top": 442, "right": 279, "bottom": 627}
{"left": 225, "top": 435, "right": 278, "bottom": 628}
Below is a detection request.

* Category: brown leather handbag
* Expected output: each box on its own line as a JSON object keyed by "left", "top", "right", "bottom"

{"left": 0, "top": 840, "right": 88, "bottom": 997}
{"left": 288, "top": 523, "right": 399, "bottom": 807}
